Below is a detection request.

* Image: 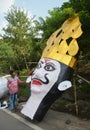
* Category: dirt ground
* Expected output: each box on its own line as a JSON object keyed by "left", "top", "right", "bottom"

{"left": 16, "top": 102, "right": 90, "bottom": 130}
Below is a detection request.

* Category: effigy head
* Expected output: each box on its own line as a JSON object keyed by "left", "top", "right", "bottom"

{"left": 21, "top": 14, "right": 83, "bottom": 121}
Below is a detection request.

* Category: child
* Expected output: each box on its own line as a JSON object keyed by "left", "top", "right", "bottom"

{"left": 7, "top": 70, "right": 22, "bottom": 111}
{"left": 26, "top": 68, "right": 35, "bottom": 96}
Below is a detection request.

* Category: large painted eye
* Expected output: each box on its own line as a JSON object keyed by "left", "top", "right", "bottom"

{"left": 44, "top": 65, "right": 55, "bottom": 71}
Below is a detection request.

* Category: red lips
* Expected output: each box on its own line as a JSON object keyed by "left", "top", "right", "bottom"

{"left": 32, "top": 79, "right": 42, "bottom": 85}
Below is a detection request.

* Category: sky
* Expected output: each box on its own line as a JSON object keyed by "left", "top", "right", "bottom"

{"left": 0, "top": 0, "right": 69, "bottom": 35}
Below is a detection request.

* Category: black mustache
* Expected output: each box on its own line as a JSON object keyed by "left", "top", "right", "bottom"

{"left": 32, "top": 73, "right": 49, "bottom": 84}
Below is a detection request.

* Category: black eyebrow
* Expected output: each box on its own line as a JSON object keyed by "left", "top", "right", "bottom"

{"left": 46, "top": 62, "right": 56, "bottom": 67}
{"left": 41, "top": 61, "right": 44, "bottom": 64}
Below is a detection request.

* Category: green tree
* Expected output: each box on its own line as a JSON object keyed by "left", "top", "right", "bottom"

{"left": 0, "top": 40, "right": 15, "bottom": 73}
{"left": 70, "top": 0, "right": 90, "bottom": 13}
{"left": 3, "top": 6, "right": 36, "bottom": 70}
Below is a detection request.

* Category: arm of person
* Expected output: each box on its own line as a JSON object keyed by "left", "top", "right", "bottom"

{"left": 7, "top": 80, "right": 12, "bottom": 89}
{"left": 18, "top": 78, "right": 25, "bottom": 83}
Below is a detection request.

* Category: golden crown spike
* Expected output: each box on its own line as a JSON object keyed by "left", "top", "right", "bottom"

{"left": 42, "top": 14, "right": 83, "bottom": 69}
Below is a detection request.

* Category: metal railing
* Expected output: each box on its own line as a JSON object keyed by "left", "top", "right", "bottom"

{"left": 77, "top": 74, "right": 90, "bottom": 84}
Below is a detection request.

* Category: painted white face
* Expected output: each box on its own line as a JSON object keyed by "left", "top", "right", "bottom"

{"left": 21, "top": 58, "right": 61, "bottom": 120}
{"left": 31, "top": 58, "right": 61, "bottom": 94}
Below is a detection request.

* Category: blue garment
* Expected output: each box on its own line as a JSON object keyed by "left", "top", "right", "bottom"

{"left": 10, "top": 93, "right": 17, "bottom": 110}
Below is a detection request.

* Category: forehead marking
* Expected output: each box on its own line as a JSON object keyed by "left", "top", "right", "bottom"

{"left": 42, "top": 59, "right": 50, "bottom": 64}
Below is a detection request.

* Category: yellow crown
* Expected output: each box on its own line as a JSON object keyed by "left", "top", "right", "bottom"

{"left": 42, "top": 14, "right": 83, "bottom": 69}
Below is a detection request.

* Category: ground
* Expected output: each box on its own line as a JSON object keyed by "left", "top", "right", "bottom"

{"left": 1, "top": 89, "right": 90, "bottom": 130}
{"left": 13, "top": 102, "right": 90, "bottom": 130}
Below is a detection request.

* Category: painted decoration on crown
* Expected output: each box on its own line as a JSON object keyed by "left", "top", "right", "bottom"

{"left": 21, "top": 14, "right": 83, "bottom": 121}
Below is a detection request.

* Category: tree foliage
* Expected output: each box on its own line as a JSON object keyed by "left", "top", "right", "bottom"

{"left": 2, "top": 6, "right": 38, "bottom": 70}
{"left": 0, "top": 40, "right": 15, "bottom": 72}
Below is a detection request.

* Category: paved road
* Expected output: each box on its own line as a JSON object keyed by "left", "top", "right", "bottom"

{"left": 0, "top": 110, "right": 43, "bottom": 130}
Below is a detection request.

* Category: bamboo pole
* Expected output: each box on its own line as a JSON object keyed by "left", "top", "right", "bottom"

{"left": 73, "top": 76, "right": 79, "bottom": 116}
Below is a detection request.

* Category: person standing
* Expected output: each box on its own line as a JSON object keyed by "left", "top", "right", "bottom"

{"left": 7, "top": 70, "right": 22, "bottom": 111}
{"left": 26, "top": 68, "right": 35, "bottom": 96}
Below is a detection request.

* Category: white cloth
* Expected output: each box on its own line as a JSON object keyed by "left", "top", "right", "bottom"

{"left": 26, "top": 76, "right": 31, "bottom": 83}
